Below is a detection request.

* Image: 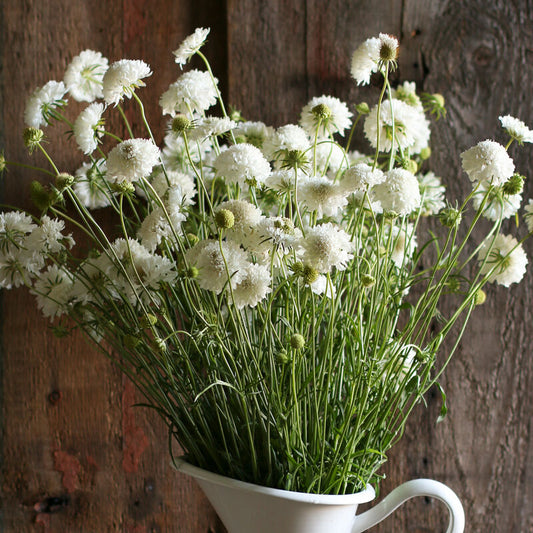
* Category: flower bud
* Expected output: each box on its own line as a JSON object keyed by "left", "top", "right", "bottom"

{"left": 171, "top": 114, "right": 192, "bottom": 134}
{"left": 290, "top": 262, "right": 304, "bottom": 276}
{"left": 140, "top": 313, "right": 157, "bottom": 328}
{"left": 502, "top": 173, "right": 524, "bottom": 195}
{"left": 30, "top": 180, "right": 51, "bottom": 211}
{"left": 215, "top": 208, "right": 235, "bottom": 229}
{"left": 419, "top": 147, "right": 431, "bottom": 160}
{"left": 361, "top": 274, "right": 376, "bottom": 288}
{"left": 439, "top": 207, "right": 462, "bottom": 228}
{"left": 355, "top": 102, "right": 370, "bottom": 115}
{"left": 186, "top": 233, "right": 199, "bottom": 246}
{"left": 154, "top": 336, "right": 166, "bottom": 353}
{"left": 0, "top": 153, "right": 6, "bottom": 172}
{"left": 111, "top": 181, "right": 136, "bottom": 195}
{"left": 186, "top": 266, "right": 199, "bottom": 279}
{"left": 302, "top": 265, "right": 319, "bottom": 285}
{"left": 290, "top": 333, "right": 305, "bottom": 350}
{"left": 55, "top": 172, "right": 75, "bottom": 190}
{"left": 124, "top": 334, "right": 141, "bottom": 350}
{"left": 474, "top": 289, "right": 486, "bottom": 306}
{"left": 23, "top": 127, "right": 44, "bottom": 153}
{"left": 234, "top": 134, "right": 247, "bottom": 144}
{"left": 276, "top": 350, "right": 290, "bottom": 365}
{"left": 402, "top": 159, "right": 418, "bottom": 174}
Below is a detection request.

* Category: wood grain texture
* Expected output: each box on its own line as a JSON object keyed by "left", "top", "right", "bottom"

{"left": 1, "top": 0, "right": 533, "bottom": 532}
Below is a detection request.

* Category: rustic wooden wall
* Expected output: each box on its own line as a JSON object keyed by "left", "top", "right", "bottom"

{"left": 1, "top": 0, "right": 532, "bottom": 531}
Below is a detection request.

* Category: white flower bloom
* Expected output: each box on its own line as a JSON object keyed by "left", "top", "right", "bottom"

{"left": 25, "top": 215, "right": 74, "bottom": 255}
{"left": 233, "top": 121, "right": 274, "bottom": 148}
{"left": 0, "top": 211, "right": 36, "bottom": 255}
{"left": 188, "top": 116, "right": 236, "bottom": 142}
{"left": 418, "top": 171, "right": 446, "bottom": 215}
{"left": 340, "top": 163, "right": 386, "bottom": 194}
{"left": 385, "top": 223, "right": 417, "bottom": 268}
{"left": 186, "top": 239, "right": 248, "bottom": 294}
{"left": 364, "top": 98, "right": 429, "bottom": 153}
{"left": 350, "top": 36, "right": 381, "bottom": 85}
{"left": 0, "top": 249, "right": 42, "bottom": 289}
{"left": 102, "top": 59, "right": 152, "bottom": 106}
{"left": 297, "top": 176, "right": 347, "bottom": 217}
{"left": 137, "top": 204, "right": 186, "bottom": 252}
{"left": 300, "top": 222, "right": 355, "bottom": 273}
{"left": 150, "top": 169, "right": 196, "bottom": 206}
{"left": 264, "top": 169, "right": 300, "bottom": 193}
{"left": 173, "top": 27, "right": 210, "bottom": 67}
{"left": 64, "top": 49, "right": 109, "bottom": 102}
{"left": 460, "top": 140, "right": 514, "bottom": 186}
{"left": 73, "top": 102, "right": 105, "bottom": 154}
{"left": 392, "top": 81, "right": 422, "bottom": 110}
{"left": 263, "top": 124, "right": 311, "bottom": 160}
{"left": 315, "top": 141, "right": 348, "bottom": 174}
{"left": 499, "top": 115, "right": 533, "bottom": 144}
{"left": 160, "top": 70, "right": 218, "bottom": 117}
{"left": 309, "top": 274, "right": 336, "bottom": 299}
{"left": 373, "top": 168, "right": 421, "bottom": 215}
{"left": 162, "top": 129, "right": 212, "bottom": 171}
{"left": 524, "top": 199, "right": 533, "bottom": 232}
{"left": 32, "top": 265, "right": 74, "bottom": 319}
{"left": 478, "top": 234, "right": 528, "bottom": 287}
{"left": 107, "top": 139, "right": 160, "bottom": 183}
{"left": 214, "top": 143, "right": 271, "bottom": 187}
{"left": 473, "top": 181, "right": 522, "bottom": 221}
{"left": 74, "top": 159, "right": 112, "bottom": 209}
{"left": 300, "top": 95, "right": 353, "bottom": 138}
{"left": 249, "top": 216, "right": 302, "bottom": 256}
{"left": 232, "top": 263, "right": 271, "bottom": 309}
{"left": 24, "top": 80, "right": 67, "bottom": 128}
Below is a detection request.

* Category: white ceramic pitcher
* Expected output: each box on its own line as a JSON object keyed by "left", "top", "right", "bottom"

{"left": 175, "top": 459, "right": 465, "bottom": 533}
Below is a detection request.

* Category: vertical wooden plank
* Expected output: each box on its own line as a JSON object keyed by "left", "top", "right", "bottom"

{"left": 0, "top": 1, "right": 225, "bottom": 531}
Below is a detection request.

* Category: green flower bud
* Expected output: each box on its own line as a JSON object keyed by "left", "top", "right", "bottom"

{"left": 186, "top": 233, "right": 199, "bottom": 246}
{"left": 502, "top": 174, "right": 524, "bottom": 195}
{"left": 419, "top": 147, "right": 432, "bottom": 160}
{"left": 355, "top": 102, "right": 370, "bottom": 115}
{"left": 433, "top": 93, "right": 445, "bottom": 108}
{"left": 0, "top": 153, "right": 6, "bottom": 172}
{"left": 186, "top": 266, "right": 199, "bottom": 279}
{"left": 312, "top": 103, "right": 332, "bottom": 121}
{"left": 23, "top": 127, "right": 44, "bottom": 153}
{"left": 171, "top": 114, "right": 192, "bottom": 134}
{"left": 234, "top": 134, "right": 247, "bottom": 144}
{"left": 276, "top": 350, "right": 290, "bottom": 365}
{"left": 124, "top": 334, "right": 141, "bottom": 350}
{"left": 402, "top": 159, "right": 418, "bottom": 174}
{"left": 215, "top": 208, "right": 235, "bottom": 229}
{"left": 439, "top": 207, "right": 462, "bottom": 228}
{"left": 290, "top": 262, "right": 304, "bottom": 276}
{"left": 140, "top": 313, "right": 157, "bottom": 328}
{"left": 55, "top": 172, "right": 75, "bottom": 190}
{"left": 421, "top": 93, "right": 446, "bottom": 120}
{"left": 154, "top": 337, "right": 166, "bottom": 352}
{"left": 302, "top": 265, "right": 319, "bottom": 285}
{"left": 474, "top": 289, "right": 486, "bottom": 306}
{"left": 361, "top": 274, "right": 376, "bottom": 288}
{"left": 30, "top": 180, "right": 51, "bottom": 211}
{"left": 111, "top": 180, "right": 135, "bottom": 195}
{"left": 290, "top": 333, "right": 305, "bottom": 350}
{"left": 229, "top": 108, "right": 243, "bottom": 122}
{"left": 446, "top": 276, "right": 461, "bottom": 293}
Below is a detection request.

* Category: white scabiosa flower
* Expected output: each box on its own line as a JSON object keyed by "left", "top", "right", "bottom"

{"left": 232, "top": 263, "right": 271, "bottom": 309}
{"left": 32, "top": 264, "right": 74, "bottom": 319}
{"left": 233, "top": 121, "right": 274, "bottom": 148}
{"left": 74, "top": 159, "right": 112, "bottom": 209}
{"left": 350, "top": 36, "right": 381, "bottom": 85}
{"left": 478, "top": 233, "right": 528, "bottom": 287}
{"left": 364, "top": 98, "right": 429, "bottom": 154}
{"left": 160, "top": 70, "right": 218, "bottom": 117}
{"left": 107, "top": 139, "right": 160, "bottom": 183}
{"left": 297, "top": 176, "right": 347, "bottom": 217}
{"left": 150, "top": 169, "right": 196, "bottom": 206}
{"left": 64, "top": 50, "right": 109, "bottom": 102}
{"left": 473, "top": 181, "right": 522, "bottom": 221}
{"left": 299, "top": 95, "right": 353, "bottom": 138}
{"left": 188, "top": 116, "right": 236, "bottom": 142}
{"left": 314, "top": 141, "right": 348, "bottom": 174}
{"left": 499, "top": 115, "right": 533, "bottom": 144}
{"left": 300, "top": 222, "right": 355, "bottom": 273}
{"left": 137, "top": 203, "right": 186, "bottom": 252}
{"left": 248, "top": 216, "right": 302, "bottom": 258}
{"left": 264, "top": 169, "right": 299, "bottom": 193}
{"left": 460, "top": 140, "right": 514, "bottom": 186}
{"left": 73, "top": 102, "right": 105, "bottom": 154}
{"left": 0, "top": 249, "right": 42, "bottom": 289}
{"left": 392, "top": 81, "right": 422, "bottom": 110}
{"left": 309, "top": 274, "right": 336, "bottom": 299}
{"left": 185, "top": 239, "right": 248, "bottom": 294}
{"left": 173, "top": 27, "right": 210, "bottom": 67}
{"left": 373, "top": 168, "right": 421, "bottom": 215}
{"left": 213, "top": 143, "right": 271, "bottom": 187}
{"left": 0, "top": 211, "right": 37, "bottom": 254}
{"left": 24, "top": 80, "right": 67, "bottom": 128}
{"left": 524, "top": 199, "right": 533, "bottom": 232}
{"left": 263, "top": 124, "right": 311, "bottom": 161}
{"left": 339, "top": 163, "right": 386, "bottom": 194}
{"left": 25, "top": 215, "right": 74, "bottom": 255}
{"left": 418, "top": 171, "right": 446, "bottom": 215}
{"left": 102, "top": 59, "right": 152, "bottom": 106}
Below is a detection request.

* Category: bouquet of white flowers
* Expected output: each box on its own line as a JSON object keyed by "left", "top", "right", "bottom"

{"left": 1, "top": 29, "right": 531, "bottom": 495}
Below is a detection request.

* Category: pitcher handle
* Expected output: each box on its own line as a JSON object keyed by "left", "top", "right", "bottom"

{"left": 352, "top": 478, "right": 465, "bottom": 533}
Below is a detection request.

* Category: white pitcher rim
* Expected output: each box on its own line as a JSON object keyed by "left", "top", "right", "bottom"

{"left": 173, "top": 457, "right": 376, "bottom": 505}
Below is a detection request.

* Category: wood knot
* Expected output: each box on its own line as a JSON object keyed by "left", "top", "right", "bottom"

{"left": 34, "top": 495, "right": 70, "bottom": 513}
{"left": 473, "top": 45, "right": 493, "bottom": 66}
